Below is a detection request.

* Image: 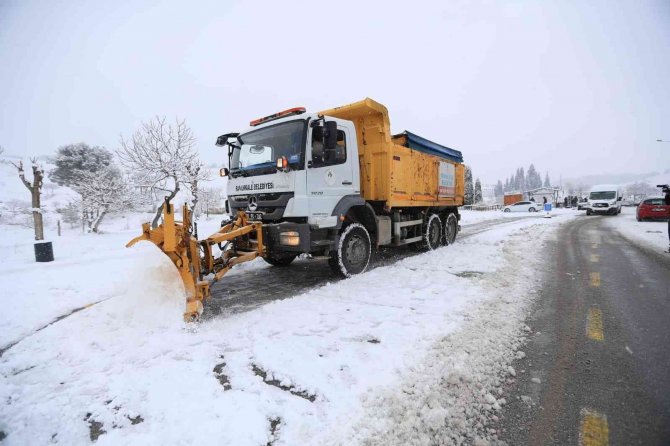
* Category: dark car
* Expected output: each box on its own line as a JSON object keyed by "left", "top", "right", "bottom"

{"left": 636, "top": 197, "right": 670, "bottom": 222}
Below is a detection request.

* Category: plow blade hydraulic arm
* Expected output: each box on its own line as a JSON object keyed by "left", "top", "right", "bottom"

{"left": 127, "top": 199, "right": 264, "bottom": 321}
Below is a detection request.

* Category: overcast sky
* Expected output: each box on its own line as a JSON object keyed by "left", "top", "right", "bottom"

{"left": 1, "top": 0, "right": 668, "bottom": 184}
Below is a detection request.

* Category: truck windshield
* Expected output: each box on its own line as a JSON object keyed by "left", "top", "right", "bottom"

{"left": 230, "top": 120, "right": 305, "bottom": 177}
{"left": 589, "top": 191, "right": 616, "bottom": 200}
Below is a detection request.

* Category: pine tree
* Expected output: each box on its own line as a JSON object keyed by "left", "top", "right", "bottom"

{"left": 464, "top": 166, "right": 474, "bottom": 205}
{"left": 474, "top": 178, "right": 483, "bottom": 203}
{"left": 544, "top": 172, "right": 551, "bottom": 187}
{"left": 495, "top": 180, "right": 503, "bottom": 197}
{"left": 527, "top": 164, "right": 540, "bottom": 190}
{"left": 50, "top": 143, "right": 113, "bottom": 187}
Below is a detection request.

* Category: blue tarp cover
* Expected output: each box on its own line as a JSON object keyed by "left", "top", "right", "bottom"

{"left": 399, "top": 131, "right": 463, "bottom": 163}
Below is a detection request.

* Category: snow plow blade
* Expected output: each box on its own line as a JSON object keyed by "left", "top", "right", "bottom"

{"left": 127, "top": 199, "right": 264, "bottom": 322}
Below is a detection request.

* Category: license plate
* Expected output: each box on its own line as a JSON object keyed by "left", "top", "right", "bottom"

{"left": 247, "top": 212, "right": 264, "bottom": 221}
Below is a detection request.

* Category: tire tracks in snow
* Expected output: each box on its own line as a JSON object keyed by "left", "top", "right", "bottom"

{"left": 0, "top": 297, "right": 112, "bottom": 358}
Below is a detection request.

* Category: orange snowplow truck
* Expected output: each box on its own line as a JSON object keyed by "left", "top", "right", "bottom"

{"left": 129, "top": 98, "right": 465, "bottom": 321}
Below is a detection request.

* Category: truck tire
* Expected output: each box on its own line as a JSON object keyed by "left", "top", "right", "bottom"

{"left": 263, "top": 254, "right": 297, "bottom": 267}
{"left": 586, "top": 209, "right": 592, "bottom": 216}
{"left": 443, "top": 213, "right": 458, "bottom": 245}
{"left": 329, "top": 223, "right": 371, "bottom": 277}
{"left": 419, "top": 213, "right": 442, "bottom": 251}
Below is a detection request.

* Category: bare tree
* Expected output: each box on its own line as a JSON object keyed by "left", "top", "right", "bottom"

{"left": 75, "top": 167, "right": 134, "bottom": 233}
{"left": 117, "top": 117, "right": 209, "bottom": 228}
{"left": 625, "top": 181, "right": 656, "bottom": 203}
{"left": 198, "top": 186, "right": 223, "bottom": 218}
{"left": 10, "top": 157, "right": 45, "bottom": 240}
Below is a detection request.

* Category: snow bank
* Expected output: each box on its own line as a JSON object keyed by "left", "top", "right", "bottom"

{"left": 108, "top": 242, "right": 186, "bottom": 326}
{"left": 603, "top": 207, "right": 668, "bottom": 252}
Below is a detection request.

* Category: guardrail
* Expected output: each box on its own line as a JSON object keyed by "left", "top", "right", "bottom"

{"left": 461, "top": 204, "right": 504, "bottom": 211}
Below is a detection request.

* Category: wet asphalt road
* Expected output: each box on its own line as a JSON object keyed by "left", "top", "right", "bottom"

{"left": 203, "top": 216, "right": 527, "bottom": 319}
{"left": 498, "top": 216, "right": 670, "bottom": 445}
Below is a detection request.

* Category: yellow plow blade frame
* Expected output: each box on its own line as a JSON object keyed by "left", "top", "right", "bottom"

{"left": 127, "top": 201, "right": 264, "bottom": 321}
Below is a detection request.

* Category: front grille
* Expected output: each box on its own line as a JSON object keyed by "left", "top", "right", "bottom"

{"left": 228, "top": 192, "right": 295, "bottom": 221}
{"left": 593, "top": 203, "right": 609, "bottom": 208}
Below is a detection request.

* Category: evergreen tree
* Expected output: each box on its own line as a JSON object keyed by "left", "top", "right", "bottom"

{"left": 518, "top": 167, "right": 526, "bottom": 191}
{"left": 495, "top": 180, "right": 504, "bottom": 197}
{"left": 50, "top": 143, "right": 113, "bottom": 187}
{"left": 527, "top": 164, "right": 540, "bottom": 189}
{"left": 544, "top": 172, "right": 551, "bottom": 187}
{"left": 474, "top": 178, "right": 483, "bottom": 203}
{"left": 464, "top": 166, "right": 474, "bottom": 205}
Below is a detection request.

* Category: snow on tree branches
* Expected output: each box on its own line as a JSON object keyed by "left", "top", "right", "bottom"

{"left": 117, "top": 117, "right": 209, "bottom": 228}
{"left": 50, "top": 143, "right": 113, "bottom": 187}
{"left": 464, "top": 166, "right": 474, "bottom": 205}
{"left": 74, "top": 167, "right": 134, "bottom": 233}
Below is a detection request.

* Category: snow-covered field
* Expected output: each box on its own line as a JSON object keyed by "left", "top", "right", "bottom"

{"left": 0, "top": 206, "right": 576, "bottom": 445}
{"left": 603, "top": 207, "right": 669, "bottom": 252}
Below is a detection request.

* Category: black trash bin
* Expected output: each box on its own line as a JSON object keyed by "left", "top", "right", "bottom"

{"left": 34, "top": 241, "right": 54, "bottom": 262}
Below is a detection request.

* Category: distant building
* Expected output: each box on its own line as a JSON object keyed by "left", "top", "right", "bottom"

{"left": 526, "top": 187, "right": 561, "bottom": 204}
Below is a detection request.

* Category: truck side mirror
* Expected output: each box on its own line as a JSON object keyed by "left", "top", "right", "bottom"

{"left": 324, "top": 121, "right": 338, "bottom": 151}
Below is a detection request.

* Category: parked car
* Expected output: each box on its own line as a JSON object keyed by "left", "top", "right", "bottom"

{"left": 636, "top": 197, "right": 670, "bottom": 221}
{"left": 577, "top": 199, "right": 589, "bottom": 210}
{"left": 503, "top": 201, "right": 543, "bottom": 213}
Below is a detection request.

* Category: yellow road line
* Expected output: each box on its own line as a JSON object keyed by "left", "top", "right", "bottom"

{"left": 580, "top": 409, "right": 609, "bottom": 446}
{"left": 590, "top": 272, "right": 600, "bottom": 287}
{"left": 587, "top": 308, "right": 604, "bottom": 341}
{"left": 590, "top": 254, "right": 599, "bottom": 263}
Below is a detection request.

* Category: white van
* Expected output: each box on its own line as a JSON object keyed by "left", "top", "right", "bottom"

{"left": 585, "top": 184, "right": 623, "bottom": 215}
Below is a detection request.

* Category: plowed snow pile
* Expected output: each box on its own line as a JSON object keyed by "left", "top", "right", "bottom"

{"left": 109, "top": 242, "right": 186, "bottom": 326}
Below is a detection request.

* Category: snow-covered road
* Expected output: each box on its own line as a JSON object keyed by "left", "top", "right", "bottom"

{"left": 0, "top": 210, "right": 577, "bottom": 445}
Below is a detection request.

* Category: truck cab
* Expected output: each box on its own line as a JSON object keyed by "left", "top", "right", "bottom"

{"left": 219, "top": 109, "right": 364, "bottom": 269}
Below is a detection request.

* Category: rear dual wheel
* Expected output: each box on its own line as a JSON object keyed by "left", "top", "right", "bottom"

{"left": 420, "top": 214, "right": 442, "bottom": 251}
{"left": 443, "top": 213, "right": 458, "bottom": 245}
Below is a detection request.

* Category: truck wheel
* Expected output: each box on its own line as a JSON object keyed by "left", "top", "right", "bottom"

{"left": 443, "top": 213, "right": 458, "bottom": 245}
{"left": 329, "top": 223, "right": 371, "bottom": 277}
{"left": 419, "top": 213, "right": 442, "bottom": 251}
{"left": 586, "top": 209, "right": 592, "bottom": 216}
{"left": 263, "top": 254, "right": 297, "bottom": 267}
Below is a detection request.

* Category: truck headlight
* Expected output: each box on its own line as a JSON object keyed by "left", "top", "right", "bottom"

{"left": 279, "top": 231, "right": 300, "bottom": 246}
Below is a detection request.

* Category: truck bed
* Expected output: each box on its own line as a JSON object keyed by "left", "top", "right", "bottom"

{"left": 319, "top": 98, "right": 465, "bottom": 209}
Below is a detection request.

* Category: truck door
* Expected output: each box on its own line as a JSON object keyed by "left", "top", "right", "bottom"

{"left": 305, "top": 122, "right": 356, "bottom": 224}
